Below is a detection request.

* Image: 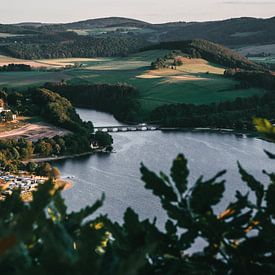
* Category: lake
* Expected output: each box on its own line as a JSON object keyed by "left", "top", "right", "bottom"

{"left": 57, "top": 108, "right": 275, "bottom": 227}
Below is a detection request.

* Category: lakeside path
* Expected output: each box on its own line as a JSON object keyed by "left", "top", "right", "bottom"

{"left": 29, "top": 152, "right": 94, "bottom": 163}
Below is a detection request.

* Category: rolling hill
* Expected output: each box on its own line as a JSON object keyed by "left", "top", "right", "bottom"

{"left": 146, "top": 40, "right": 267, "bottom": 71}
{"left": 64, "top": 17, "right": 151, "bottom": 29}
{"left": 1, "top": 16, "right": 275, "bottom": 48}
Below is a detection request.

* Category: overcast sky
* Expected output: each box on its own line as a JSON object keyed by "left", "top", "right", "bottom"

{"left": 1, "top": 0, "right": 275, "bottom": 24}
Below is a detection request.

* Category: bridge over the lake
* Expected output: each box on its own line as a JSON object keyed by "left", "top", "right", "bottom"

{"left": 94, "top": 125, "right": 160, "bottom": 133}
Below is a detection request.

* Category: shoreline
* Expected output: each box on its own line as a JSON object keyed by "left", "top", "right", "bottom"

{"left": 29, "top": 148, "right": 113, "bottom": 163}
{"left": 29, "top": 151, "right": 94, "bottom": 163}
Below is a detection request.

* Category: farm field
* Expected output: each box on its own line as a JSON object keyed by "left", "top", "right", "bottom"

{"left": 237, "top": 44, "right": 275, "bottom": 56}
{"left": 0, "top": 50, "right": 266, "bottom": 116}
{"left": 248, "top": 55, "right": 275, "bottom": 67}
{"left": 67, "top": 26, "right": 156, "bottom": 36}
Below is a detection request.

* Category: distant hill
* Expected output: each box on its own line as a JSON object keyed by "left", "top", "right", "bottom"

{"left": 63, "top": 17, "right": 151, "bottom": 29}
{"left": 156, "top": 17, "right": 275, "bottom": 46}
{"left": 146, "top": 39, "right": 267, "bottom": 71}
{"left": 1, "top": 16, "right": 275, "bottom": 47}
{"left": 1, "top": 16, "right": 275, "bottom": 60}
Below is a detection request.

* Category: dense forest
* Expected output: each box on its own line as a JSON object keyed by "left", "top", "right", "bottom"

{"left": 44, "top": 83, "right": 141, "bottom": 122}
{"left": 0, "top": 64, "right": 31, "bottom": 72}
{"left": 6, "top": 88, "right": 92, "bottom": 133}
{"left": 150, "top": 90, "right": 275, "bottom": 130}
{"left": 157, "top": 17, "right": 275, "bottom": 46}
{"left": 224, "top": 69, "right": 275, "bottom": 91}
{"left": 0, "top": 35, "right": 147, "bottom": 59}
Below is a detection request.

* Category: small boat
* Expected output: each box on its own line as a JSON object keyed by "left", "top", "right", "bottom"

{"left": 235, "top": 133, "right": 247, "bottom": 139}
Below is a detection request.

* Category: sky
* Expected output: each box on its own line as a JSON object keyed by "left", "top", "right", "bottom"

{"left": 1, "top": 0, "right": 275, "bottom": 24}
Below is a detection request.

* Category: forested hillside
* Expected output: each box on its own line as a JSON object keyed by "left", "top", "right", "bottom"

{"left": 156, "top": 17, "right": 275, "bottom": 46}
{"left": 0, "top": 36, "right": 147, "bottom": 59}
{"left": 0, "top": 16, "right": 274, "bottom": 60}
{"left": 146, "top": 40, "right": 267, "bottom": 71}
{"left": 44, "top": 83, "right": 140, "bottom": 122}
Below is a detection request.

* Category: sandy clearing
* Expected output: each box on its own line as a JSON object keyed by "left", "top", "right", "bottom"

{"left": 37, "top": 58, "right": 105, "bottom": 67}
{"left": 86, "top": 60, "right": 148, "bottom": 71}
{"left": 136, "top": 58, "right": 224, "bottom": 81}
{"left": 177, "top": 57, "right": 209, "bottom": 65}
{"left": 0, "top": 55, "right": 54, "bottom": 68}
{"left": 136, "top": 74, "right": 163, "bottom": 79}
{"left": 164, "top": 75, "right": 209, "bottom": 83}
{"left": 0, "top": 122, "right": 71, "bottom": 141}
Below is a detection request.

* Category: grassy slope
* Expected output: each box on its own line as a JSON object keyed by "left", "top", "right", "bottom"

{"left": 0, "top": 50, "right": 266, "bottom": 118}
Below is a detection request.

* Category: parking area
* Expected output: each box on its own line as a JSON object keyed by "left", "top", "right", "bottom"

{"left": 0, "top": 171, "right": 46, "bottom": 200}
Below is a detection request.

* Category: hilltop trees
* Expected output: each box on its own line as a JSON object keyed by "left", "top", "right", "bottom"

{"left": 0, "top": 64, "right": 31, "bottom": 72}
{"left": 92, "top": 131, "right": 113, "bottom": 149}
{"left": 1, "top": 36, "right": 147, "bottom": 59}
{"left": 147, "top": 39, "right": 267, "bottom": 71}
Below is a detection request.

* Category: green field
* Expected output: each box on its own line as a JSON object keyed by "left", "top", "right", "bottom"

{"left": 0, "top": 50, "right": 266, "bottom": 117}
{"left": 248, "top": 55, "right": 275, "bottom": 67}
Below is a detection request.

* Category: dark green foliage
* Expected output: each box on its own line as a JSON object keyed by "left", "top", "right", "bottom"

{"left": 225, "top": 69, "right": 275, "bottom": 91}
{"left": 28, "top": 88, "right": 86, "bottom": 132}
{"left": 1, "top": 153, "right": 275, "bottom": 274}
{"left": 0, "top": 36, "right": 147, "bottom": 59}
{"left": 150, "top": 91, "right": 275, "bottom": 130}
{"left": 93, "top": 132, "right": 113, "bottom": 148}
{"left": 1, "top": 88, "right": 113, "bottom": 171}
{"left": 44, "top": 83, "right": 140, "bottom": 122}
{"left": 156, "top": 17, "right": 275, "bottom": 47}
{"left": 0, "top": 64, "right": 31, "bottom": 72}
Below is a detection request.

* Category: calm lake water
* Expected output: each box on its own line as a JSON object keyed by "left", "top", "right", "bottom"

{"left": 57, "top": 108, "right": 275, "bottom": 227}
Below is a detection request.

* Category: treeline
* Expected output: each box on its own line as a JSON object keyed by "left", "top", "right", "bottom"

{"left": 224, "top": 69, "right": 275, "bottom": 91}
{"left": 0, "top": 133, "right": 95, "bottom": 176}
{"left": 150, "top": 92, "right": 275, "bottom": 130}
{"left": 151, "top": 50, "right": 185, "bottom": 69}
{"left": 44, "top": 83, "right": 140, "bottom": 122}
{"left": 0, "top": 134, "right": 91, "bottom": 174}
{"left": 0, "top": 36, "right": 147, "bottom": 59}
{"left": 0, "top": 88, "right": 113, "bottom": 168}
{"left": 0, "top": 63, "right": 31, "bottom": 72}
{"left": 145, "top": 39, "right": 267, "bottom": 71}
{"left": 6, "top": 88, "right": 93, "bottom": 133}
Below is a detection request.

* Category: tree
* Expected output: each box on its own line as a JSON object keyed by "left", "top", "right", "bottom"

{"left": 1, "top": 151, "right": 275, "bottom": 274}
{"left": 35, "top": 141, "right": 53, "bottom": 157}
{"left": 93, "top": 131, "right": 113, "bottom": 148}
{"left": 26, "top": 162, "right": 38, "bottom": 173}
{"left": 4, "top": 111, "right": 13, "bottom": 122}
{"left": 36, "top": 162, "right": 52, "bottom": 177}
{"left": 51, "top": 167, "right": 61, "bottom": 179}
